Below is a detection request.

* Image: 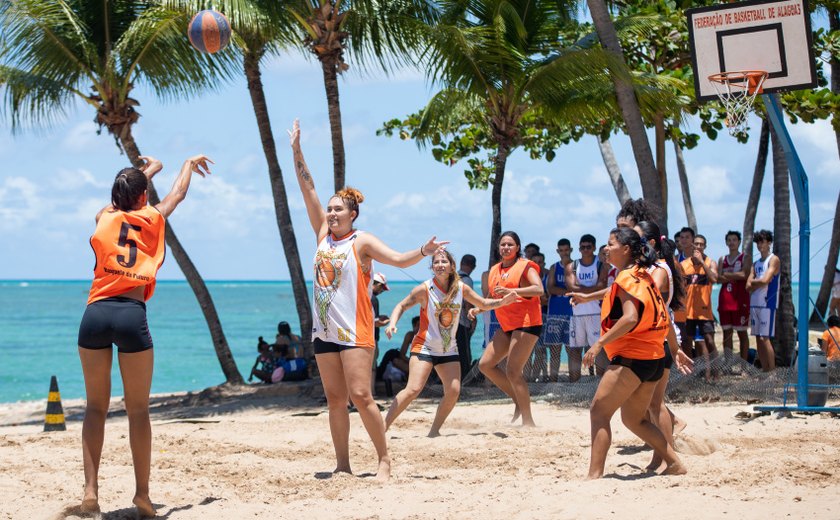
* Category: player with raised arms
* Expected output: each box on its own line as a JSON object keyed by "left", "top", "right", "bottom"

{"left": 77, "top": 154, "right": 212, "bottom": 516}
{"left": 289, "top": 120, "right": 448, "bottom": 482}
{"left": 383, "top": 249, "right": 516, "bottom": 437}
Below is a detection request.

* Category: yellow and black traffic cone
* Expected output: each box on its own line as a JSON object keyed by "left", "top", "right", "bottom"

{"left": 44, "top": 375, "right": 66, "bottom": 432}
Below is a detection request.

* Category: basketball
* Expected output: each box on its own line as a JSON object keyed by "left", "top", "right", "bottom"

{"left": 316, "top": 260, "right": 336, "bottom": 287}
{"left": 188, "top": 10, "right": 231, "bottom": 54}
{"left": 438, "top": 308, "right": 453, "bottom": 328}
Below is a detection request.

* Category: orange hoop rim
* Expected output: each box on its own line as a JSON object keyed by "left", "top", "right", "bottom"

{"left": 708, "top": 70, "right": 768, "bottom": 94}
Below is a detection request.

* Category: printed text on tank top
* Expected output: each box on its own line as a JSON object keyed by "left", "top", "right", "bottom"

{"left": 573, "top": 258, "right": 601, "bottom": 315}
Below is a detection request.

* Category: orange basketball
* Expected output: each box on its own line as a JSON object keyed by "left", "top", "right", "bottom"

{"left": 316, "top": 260, "right": 336, "bottom": 287}
{"left": 438, "top": 308, "right": 453, "bottom": 328}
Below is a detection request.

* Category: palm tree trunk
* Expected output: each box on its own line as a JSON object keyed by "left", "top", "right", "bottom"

{"left": 586, "top": 0, "right": 664, "bottom": 231}
{"left": 488, "top": 145, "right": 510, "bottom": 269}
{"left": 120, "top": 129, "right": 244, "bottom": 384}
{"left": 831, "top": 9, "right": 840, "bottom": 158}
{"left": 742, "top": 119, "right": 770, "bottom": 253}
{"left": 654, "top": 114, "right": 668, "bottom": 226}
{"left": 597, "top": 136, "right": 631, "bottom": 205}
{"left": 810, "top": 190, "right": 840, "bottom": 325}
{"left": 244, "top": 49, "right": 314, "bottom": 351}
{"left": 809, "top": 8, "right": 840, "bottom": 324}
{"left": 770, "top": 125, "right": 795, "bottom": 366}
{"left": 673, "top": 139, "right": 697, "bottom": 232}
{"left": 321, "top": 56, "right": 346, "bottom": 192}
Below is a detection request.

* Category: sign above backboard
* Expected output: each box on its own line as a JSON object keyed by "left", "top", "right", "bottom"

{"left": 686, "top": 0, "right": 817, "bottom": 102}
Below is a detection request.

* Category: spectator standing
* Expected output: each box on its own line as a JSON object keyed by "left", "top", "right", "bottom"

{"left": 717, "top": 231, "right": 751, "bottom": 363}
{"left": 456, "top": 254, "right": 478, "bottom": 378}
{"left": 681, "top": 232, "right": 719, "bottom": 380}
{"left": 747, "top": 230, "right": 780, "bottom": 371}
{"left": 565, "top": 234, "right": 608, "bottom": 381}
{"left": 546, "top": 239, "right": 574, "bottom": 382}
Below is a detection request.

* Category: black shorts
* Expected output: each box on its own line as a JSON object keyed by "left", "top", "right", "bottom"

{"left": 313, "top": 338, "right": 361, "bottom": 355}
{"left": 501, "top": 324, "right": 544, "bottom": 338}
{"left": 610, "top": 355, "right": 665, "bottom": 383}
{"left": 415, "top": 353, "right": 460, "bottom": 366}
{"left": 686, "top": 319, "right": 715, "bottom": 337}
{"left": 78, "top": 297, "right": 153, "bottom": 354}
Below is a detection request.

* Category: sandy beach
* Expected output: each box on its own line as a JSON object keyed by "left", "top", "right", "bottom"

{"left": 1, "top": 379, "right": 838, "bottom": 520}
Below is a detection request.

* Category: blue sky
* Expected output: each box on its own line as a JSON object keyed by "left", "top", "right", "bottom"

{"left": 1, "top": 46, "right": 837, "bottom": 284}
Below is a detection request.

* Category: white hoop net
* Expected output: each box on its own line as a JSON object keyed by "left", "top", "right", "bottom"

{"left": 708, "top": 71, "right": 768, "bottom": 136}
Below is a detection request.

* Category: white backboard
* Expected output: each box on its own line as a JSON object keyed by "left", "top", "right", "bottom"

{"left": 686, "top": 0, "right": 817, "bottom": 102}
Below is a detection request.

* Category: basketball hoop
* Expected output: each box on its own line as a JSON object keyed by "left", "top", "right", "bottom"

{"left": 708, "top": 70, "right": 768, "bottom": 136}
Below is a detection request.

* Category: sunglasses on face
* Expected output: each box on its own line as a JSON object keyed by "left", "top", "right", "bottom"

{"left": 579, "top": 245, "right": 594, "bottom": 250}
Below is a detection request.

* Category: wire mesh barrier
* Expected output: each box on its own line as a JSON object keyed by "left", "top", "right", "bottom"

{"left": 415, "top": 353, "right": 840, "bottom": 409}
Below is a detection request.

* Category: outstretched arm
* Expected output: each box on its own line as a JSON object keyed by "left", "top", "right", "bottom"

{"left": 384, "top": 284, "right": 427, "bottom": 339}
{"left": 137, "top": 155, "right": 163, "bottom": 180}
{"left": 155, "top": 155, "right": 212, "bottom": 219}
{"left": 583, "top": 288, "right": 638, "bottom": 369}
{"left": 358, "top": 234, "right": 449, "bottom": 269}
{"left": 462, "top": 285, "right": 516, "bottom": 319}
{"left": 288, "top": 120, "right": 327, "bottom": 239}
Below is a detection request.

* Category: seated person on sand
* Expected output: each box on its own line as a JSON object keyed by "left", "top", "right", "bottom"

{"left": 249, "top": 336, "right": 275, "bottom": 384}
{"left": 376, "top": 316, "right": 418, "bottom": 383}
{"left": 274, "top": 320, "right": 303, "bottom": 359}
{"left": 818, "top": 315, "right": 840, "bottom": 362}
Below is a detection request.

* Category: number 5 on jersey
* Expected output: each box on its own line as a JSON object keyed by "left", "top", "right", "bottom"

{"left": 117, "top": 222, "right": 142, "bottom": 268}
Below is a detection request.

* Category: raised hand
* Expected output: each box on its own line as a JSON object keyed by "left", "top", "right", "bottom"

{"left": 287, "top": 119, "right": 301, "bottom": 150}
{"left": 420, "top": 236, "right": 450, "bottom": 257}
{"left": 186, "top": 155, "right": 213, "bottom": 177}
{"left": 138, "top": 155, "right": 162, "bottom": 179}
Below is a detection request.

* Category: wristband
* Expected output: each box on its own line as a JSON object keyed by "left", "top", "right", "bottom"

{"left": 420, "top": 245, "right": 427, "bottom": 256}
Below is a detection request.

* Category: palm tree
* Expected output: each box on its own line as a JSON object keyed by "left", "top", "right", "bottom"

{"left": 413, "top": 0, "right": 666, "bottom": 264}
{"left": 285, "top": 0, "right": 435, "bottom": 191}
{"left": 161, "top": 0, "right": 315, "bottom": 359}
{"left": 672, "top": 139, "right": 697, "bottom": 232}
{"left": 0, "top": 0, "right": 244, "bottom": 383}
{"left": 597, "top": 136, "right": 631, "bottom": 205}
{"left": 742, "top": 119, "right": 770, "bottom": 254}
{"left": 770, "top": 125, "right": 795, "bottom": 365}
{"left": 586, "top": 0, "right": 664, "bottom": 223}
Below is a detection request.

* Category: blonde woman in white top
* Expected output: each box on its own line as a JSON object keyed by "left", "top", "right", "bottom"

{"left": 383, "top": 249, "right": 515, "bottom": 437}
{"left": 290, "top": 120, "right": 447, "bottom": 481}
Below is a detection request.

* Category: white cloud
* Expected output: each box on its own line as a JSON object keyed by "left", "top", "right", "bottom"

{"left": 0, "top": 177, "right": 43, "bottom": 230}
{"left": 686, "top": 165, "right": 733, "bottom": 201}
{"left": 60, "top": 121, "right": 114, "bottom": 154}
{"left": 51, "top": 168, "right": 111, "bottom": 191}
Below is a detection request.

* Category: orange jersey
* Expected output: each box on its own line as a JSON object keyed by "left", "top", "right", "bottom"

{"left": 600, "top": 266, "right": 669, "bottom": 360}
{"left": 87, "top": 206, "right": 166, "bottom": 305}
{"left": 822, "top": 327, "right": 840, "bottom": 361}
{"left": 681, "top": 256, "right": 714, "bottom": 321}
{"left": 489, "top": 258, "right": 543, "bottom": 332}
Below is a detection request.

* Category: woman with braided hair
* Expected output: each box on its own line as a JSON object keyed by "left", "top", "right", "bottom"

{"left": 583, "top": 227, "right": 687, "bottom": 479}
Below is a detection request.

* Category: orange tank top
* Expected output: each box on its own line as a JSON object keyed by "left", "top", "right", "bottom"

{"left": 681, "top": 256, "right": 714, "bottom": 320}
{"left": 87, "top": 206, "right": 166, "bottom": 305}
{"left": 600, "top": 266, "right": 669, "bottom": 360}
{"left": 488, "top": 258, "right": 543, "bottom": 332}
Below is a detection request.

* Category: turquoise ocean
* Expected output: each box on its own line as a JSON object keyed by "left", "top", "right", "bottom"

{"left": 0, "top": 280, "right": 823, "bottom": 404}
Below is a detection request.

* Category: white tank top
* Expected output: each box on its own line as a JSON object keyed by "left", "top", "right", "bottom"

{"left": 412, "top": 279, "right": 463, "bottom": 355}
{"left": 650, "top": 259, "right": 674, "bottom": 308}
{"left": 312, "top": 230, "right": 374, "bottom": 347}
{"left": 751, "top": 253, "right": 780, "bottom": 310}
{"left": 574, "top": 258, "right": 600, "bottom": 315}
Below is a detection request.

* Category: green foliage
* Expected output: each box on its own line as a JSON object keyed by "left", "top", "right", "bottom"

{"left": 0, "top": 0, "right": 238, "bottom": 132}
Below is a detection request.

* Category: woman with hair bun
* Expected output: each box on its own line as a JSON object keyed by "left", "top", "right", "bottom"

{"left": 289, "top": 120, "right": 447, "bottom": 482}
{"left": 383, "top": 249, "right": 516, "bottom": 437}
{"left": 583, "top": 227, "right": 687, "bottom": 479}
{"left": 474, "top": 231, "right": 545, "bottom": 427}
{"left": 77, "top": 154, "right": 212, "bottom": 516}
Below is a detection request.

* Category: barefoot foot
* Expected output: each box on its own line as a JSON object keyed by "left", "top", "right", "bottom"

{"left": 662, "top": 461, "right": 688, "bottom": 476}
{"left": 374, "top": 456, "right": 391, "bottom": 483}
{"left": 79, "top": 498, "right": 100, "bottom": 514}
{"left": 133, "top": 495, "right": 156, "bottom": 518}
{"left": 427, "top": 429, "right": 441, "bottom": 438}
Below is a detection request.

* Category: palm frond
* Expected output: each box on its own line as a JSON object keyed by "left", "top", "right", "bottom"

{"left": 416, "top": 87, "right": 487, "bottom": 142}
{"left": 0, "top": 64, "right": 91, "bottom": 131}
{"left": 114, "top": 6, "right": 240, "bottom": 102}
